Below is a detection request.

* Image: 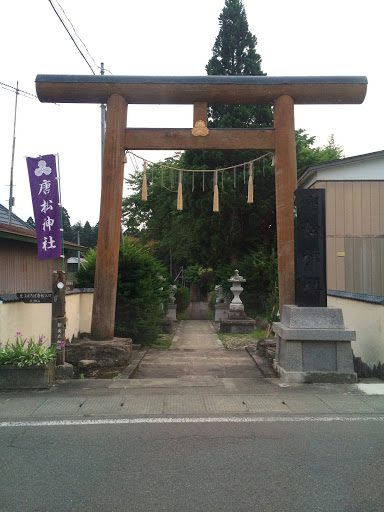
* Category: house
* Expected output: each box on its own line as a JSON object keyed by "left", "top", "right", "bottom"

{"left": 0, "top": 204, "right": 85, "bottom": 294}
{"left": 298, "top": 150, "right": 384, "bottom": 296}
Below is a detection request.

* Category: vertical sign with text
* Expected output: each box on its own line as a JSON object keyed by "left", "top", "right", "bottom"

{"left": 26, "top": 154, "right": 62, "bottom": 260}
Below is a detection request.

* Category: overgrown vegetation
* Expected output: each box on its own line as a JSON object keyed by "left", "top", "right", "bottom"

{"left": 175, "top": 286, "right": 190, "bottom": 313}
{"left": 218, "top": 328, "right": 266, "bottom": 350}
{"left": 77, "top": 237, "right": 170, "bottom": 345}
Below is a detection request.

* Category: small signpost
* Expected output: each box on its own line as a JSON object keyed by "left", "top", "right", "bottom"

{"left": 51, "top": 270, "right": 66, "bottom": 365}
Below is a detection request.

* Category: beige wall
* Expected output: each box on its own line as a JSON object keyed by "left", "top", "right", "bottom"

{"left": 0, "top": 292, "right": 93, "bottom": 346}
{"left": 0, "top": 302, "right": 51, "bottom": 346}
{"left": 66, "top": 292, "right": 93, "bottom": 339}
{"left": 328, "top": 295, "right": 384, "bottom": 364}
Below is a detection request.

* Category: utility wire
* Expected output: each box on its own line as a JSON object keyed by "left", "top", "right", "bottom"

{"left": 0, "top": 81, "right": 37, "bottom": 99}
{"left": 48, "top": 0, "right": 96, "bottom": 75}
{"left": 53, "top": 0, "right": 103, "bottom": 73}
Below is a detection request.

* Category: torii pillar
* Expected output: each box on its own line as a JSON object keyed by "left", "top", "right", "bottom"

{"left": 274, "top": 95, "right": 297, "bottom": 309}
{"left": 35, "top": 75, "right": 367, "bottom": 340}
{"left": 91, "top": 94, "right": 127, "bottom": 339}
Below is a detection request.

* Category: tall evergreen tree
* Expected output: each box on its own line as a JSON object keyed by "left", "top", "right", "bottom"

{"left": 205, "top": 0, "right": 272, "bottom": 129}
{"left": 26, "top": 216, "right": 35, "bottom": 229}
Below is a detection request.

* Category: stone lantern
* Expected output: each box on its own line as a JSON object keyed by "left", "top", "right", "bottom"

{"left": 228, "top": 269, "right": 246, "bottom": 317}
{"left": 219, "top": 270, "right": 256, "bottom": 333}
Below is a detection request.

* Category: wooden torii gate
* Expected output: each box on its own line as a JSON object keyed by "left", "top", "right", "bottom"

{"left": 36, "top": 75, "right": 367, "bottom": 340}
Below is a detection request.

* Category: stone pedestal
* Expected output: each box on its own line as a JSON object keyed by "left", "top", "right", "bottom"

{"left": 272, "top": 305, "right": 357, "bottom": 383}
{"left": 65, "top": 337, "right": 132, "bottom": 367}
{"left": 215, "top": 303, "right": 229, "bottom": 322}
{"left": 166, "top": 303, "right": 177, "bottom": 321}
{"left": 220, "top": 317, "right": 256, "bottom": 334}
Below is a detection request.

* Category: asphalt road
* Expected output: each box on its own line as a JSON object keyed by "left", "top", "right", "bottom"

{"left": 1, "top": 417, "right": 383, "bottom": 512}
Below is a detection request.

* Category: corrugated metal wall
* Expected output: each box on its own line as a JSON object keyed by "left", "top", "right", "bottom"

{"left": 311, "top": 181, "right": 384, "bottom": 295}
{"left": 0, "top": 239, "right": 64, "bottom": 294}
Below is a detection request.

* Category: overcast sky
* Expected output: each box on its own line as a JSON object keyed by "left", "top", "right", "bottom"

{"left": 1, "top": 0, "right": 382, "bottom": 226}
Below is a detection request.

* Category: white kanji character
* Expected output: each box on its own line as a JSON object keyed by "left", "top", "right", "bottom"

{"left": 40, "top": 199, "right": 53, "bottom": 214}
{"left": 42, "top": 216, "right": 55, "bottom": 232}
{"left": 38, "top": 180, "right": 51, "bottom": 195}
{"left": 42, "top": 236, "right": 56, "bottom": 251}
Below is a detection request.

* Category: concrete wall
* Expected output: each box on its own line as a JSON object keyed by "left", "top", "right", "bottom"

{"left": 66, "top": 291, "right": 93, "bottom": 339}
{"left": 328, "top": 293, "right": 384, "bottom": 365}
{"left": 0, "top": 290, "right": 93, "bottom": 346}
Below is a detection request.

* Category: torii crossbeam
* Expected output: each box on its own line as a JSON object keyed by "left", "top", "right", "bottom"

{"left": 36, "top": 75, "right": 367, "bottom": 340}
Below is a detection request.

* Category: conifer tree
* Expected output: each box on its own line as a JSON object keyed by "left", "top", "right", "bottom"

{"left": 205, "top": 0, "right": 272, "bottom": 129}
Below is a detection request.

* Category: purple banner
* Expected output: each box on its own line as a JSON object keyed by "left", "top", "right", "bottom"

{"left": 26, "top": 154, "right": 62, "bottom": 261}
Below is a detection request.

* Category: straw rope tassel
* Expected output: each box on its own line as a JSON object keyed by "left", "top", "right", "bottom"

{"left": 142, "top": 161, "right": 147, "bottom": 201}
{"left": 213, "top": 170, "right": 219, "bottom": 212}
{"left": 177, "top": 170, "right": 183, "bottom": 210}
{"left": 247, "top": 162, "right": 254, "bottom": 203}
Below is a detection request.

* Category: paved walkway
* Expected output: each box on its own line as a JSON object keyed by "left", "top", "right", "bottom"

{"left": 1, "top": 320, "right": 384, "bottom": 421}
{"left": 133, "top": 320, "right": 264, "bottom": 379}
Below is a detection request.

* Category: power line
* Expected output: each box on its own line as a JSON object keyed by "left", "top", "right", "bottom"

{"left": 54, "top": 0, "right": 101, "bottom": 73}
{"left": 0, "top": 81, "right": 37, "bottom": 99}
{"left": 47, "top": 0, "right": 96, "bottom": 75}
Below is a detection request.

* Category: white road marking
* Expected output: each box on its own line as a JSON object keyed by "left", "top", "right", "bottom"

{"left": 1, "top": 415, "right": 383, "bottom": 428}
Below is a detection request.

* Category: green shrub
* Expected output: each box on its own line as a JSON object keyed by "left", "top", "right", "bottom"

{"left": 77, "top": 238, "right": 170, "bottom": 345}
{"left": 175, "top": 286, "right": 190, "bottom": 313}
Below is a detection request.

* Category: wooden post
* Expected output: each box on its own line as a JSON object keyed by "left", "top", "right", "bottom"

{"left": 274, "top": 95, "right": 298, "bottom": 311}
{"left": 91, "top": 94, "right": 128, "bottom": 340}
{"left": 51, "top": 270, "right": 66, "bottom": 365}
{"left": 193, "top": 102, "right": 208, "bottom": 126}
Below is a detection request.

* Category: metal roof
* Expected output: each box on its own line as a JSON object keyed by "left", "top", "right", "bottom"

{"left": 0, "top": 204, "right": 31, "bottom": 229}
{"left": 298, "top": 149, "right": 384, "bottom": 187}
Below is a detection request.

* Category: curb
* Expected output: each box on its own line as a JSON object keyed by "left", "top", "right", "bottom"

{"left": 246, "top": 346, "right": 277, "bottom": 378}
{"left": 118, "top": 348, "right": 149, "bottom": 379}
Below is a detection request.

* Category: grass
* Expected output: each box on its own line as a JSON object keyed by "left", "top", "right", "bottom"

{"left": 217, "top": 328, "right": 266, "bottom": 350}
{"left": 150, "top": 334, "right": 173, "bottom": 350}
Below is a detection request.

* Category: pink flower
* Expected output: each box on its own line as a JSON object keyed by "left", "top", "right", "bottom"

{"left": 16, "top": 332, "right": 21, "bottom": 336}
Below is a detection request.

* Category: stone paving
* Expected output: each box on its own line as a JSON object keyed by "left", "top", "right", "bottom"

{"left": 132, "top": 320, "right": 264, "bottom": 379}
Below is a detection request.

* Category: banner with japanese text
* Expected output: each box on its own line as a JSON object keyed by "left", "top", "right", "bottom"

{"left": 26, "top": 154, "right": 62, "bottom": 261}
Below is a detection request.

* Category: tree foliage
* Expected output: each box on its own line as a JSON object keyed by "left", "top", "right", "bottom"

{"left": 121, "top": 0, "right": 344, "bottom": 316}
{"left": 76, "top": 237, "right": 170, "bottom": 344}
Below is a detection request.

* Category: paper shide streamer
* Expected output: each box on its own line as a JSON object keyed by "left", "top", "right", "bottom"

{"left": 136, "top": 151, "right": 273, "bottom": 212}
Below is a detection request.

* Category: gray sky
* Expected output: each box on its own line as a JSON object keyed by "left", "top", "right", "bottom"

{"left": 1, "top": 0, "right": 382, "bottom": 226}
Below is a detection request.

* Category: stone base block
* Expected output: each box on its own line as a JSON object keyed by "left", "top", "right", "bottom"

{"left": 274, "top": 361, "right": 357, "bottom": 384}
{"left": 215, "top": 304, "right": 229, "bottom": 322}
{"left": 160, "top": 318, "right": 175, "bottom": 334}
{"left": 228, "top": 310, "right": 247, "bottom": 320}
{"left": 65, "top": 337, "right": 132, "bottom": 367}
{"left": 56, "top": 362, "right": 74, "bottom": 380}
{"left": 272, "top": 305, "right": 357, "bottom": 384}
{"left": 165, "top": 304, "right": 177, "bottom": 321}
{"left": 220, "top": 318, "right": 256, "bottom": 334}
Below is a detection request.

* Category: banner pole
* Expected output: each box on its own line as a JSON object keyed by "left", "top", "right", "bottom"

{"left": 56, "top": 154, "right": 65, "bottom": 271}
